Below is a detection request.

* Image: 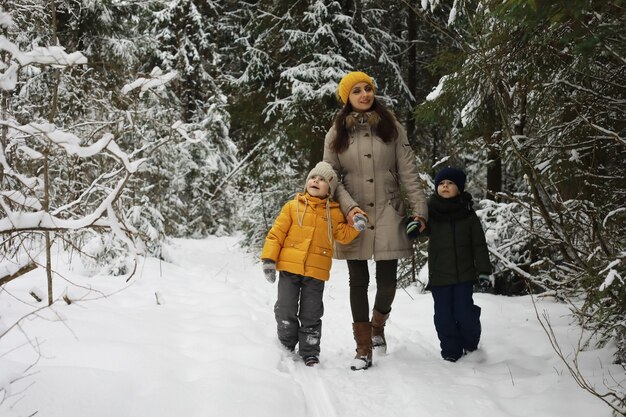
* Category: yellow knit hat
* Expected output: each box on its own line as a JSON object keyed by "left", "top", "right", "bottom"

{"left": 336, "top": 71, "right": 375, "bottom": 105}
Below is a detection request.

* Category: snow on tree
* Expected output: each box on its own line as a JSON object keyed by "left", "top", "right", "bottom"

{"left": 0, "top": 5, "right": 182, "bottom": 290}
{"left": 146, "top": 0, "right": 238, "bottom": 236}
{"left": 416, "top": 1, "right": 625, "bottom": 407}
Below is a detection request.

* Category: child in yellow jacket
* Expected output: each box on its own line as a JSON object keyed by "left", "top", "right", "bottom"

{"left": 261, "top": 161, "right": 365, "bottom": 366}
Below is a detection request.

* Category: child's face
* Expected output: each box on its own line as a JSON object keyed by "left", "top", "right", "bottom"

{"left": 348, "top": 82, "right": 375, "bottom": 112}
{"left": 437, "top": 180, "right": 460, "bottom": 198}
{"left": 306, "top": 175, "right": 330, "bottom": 198}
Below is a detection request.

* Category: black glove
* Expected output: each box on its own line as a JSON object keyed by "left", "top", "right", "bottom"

{"left": 262, "top": 260, "right": 276, "bottom": 283}
{"left": 478, "top": 274, "right": 491, "bottom": 290}
{"left": 353, "top": 213, "right": 368, "bottom": 231}
{"left": 406, "top": 219, "right": 421, "bottom": 239}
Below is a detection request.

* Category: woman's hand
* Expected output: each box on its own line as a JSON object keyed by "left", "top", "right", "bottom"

{"left": 347, "top": 207, "right": 366, "bottom": 226}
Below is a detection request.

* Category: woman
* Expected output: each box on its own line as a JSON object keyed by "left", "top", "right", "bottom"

{"left": 323, "top": 71, "right": 428, "bottom": 370}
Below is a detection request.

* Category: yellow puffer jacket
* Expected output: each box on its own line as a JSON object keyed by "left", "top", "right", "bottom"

{"left": 261, "top": 193, "right": 360, "bottom": 281}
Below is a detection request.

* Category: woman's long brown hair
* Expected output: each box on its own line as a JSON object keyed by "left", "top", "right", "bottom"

{"left": 330, "top": 98, "right": 399, "bottom": 153}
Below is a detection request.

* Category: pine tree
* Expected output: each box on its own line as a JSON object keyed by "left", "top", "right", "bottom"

{"left": 146, "top": 0, "right": 237, "bottom": 236}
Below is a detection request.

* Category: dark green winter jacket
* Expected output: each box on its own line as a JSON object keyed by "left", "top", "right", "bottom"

{"left": 424, "top": 192, "right": 492, "bottom": 287}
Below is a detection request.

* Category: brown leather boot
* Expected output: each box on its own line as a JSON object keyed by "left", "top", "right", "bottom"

{"left": 351, "top": 322, "right": 372, "bottom": 371}
{"left": 371, "top": 309, "right": 390, "bottom": 354}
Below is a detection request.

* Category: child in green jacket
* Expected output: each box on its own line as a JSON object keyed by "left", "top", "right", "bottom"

{"left": 424, "top": 167, "right": 492, "bottom": 362}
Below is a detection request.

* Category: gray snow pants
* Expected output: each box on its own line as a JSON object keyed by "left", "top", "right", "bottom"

{"left": 274, "top": 271, "right": 325, "bottom": 358}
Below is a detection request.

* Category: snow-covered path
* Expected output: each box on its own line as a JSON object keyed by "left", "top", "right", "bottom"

{"left": 1, "top": 236, "right": 620, "bottom": 417}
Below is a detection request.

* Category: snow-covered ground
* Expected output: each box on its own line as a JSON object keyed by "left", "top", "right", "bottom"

{"left": 1, "top": 236, "right": 622, "bottom": 417}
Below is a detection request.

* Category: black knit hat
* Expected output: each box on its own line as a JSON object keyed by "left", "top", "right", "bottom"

{"left": 434, "top": 167, "right": 467, "bottom": 193}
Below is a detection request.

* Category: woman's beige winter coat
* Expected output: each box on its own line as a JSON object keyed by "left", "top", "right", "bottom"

{"left": 323, "top": 113, "right": 428, "bottom": 260}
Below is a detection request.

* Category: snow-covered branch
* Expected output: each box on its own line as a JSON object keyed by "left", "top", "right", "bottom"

{"left": 0, "top": 172, "right": 133, "bottom": 234}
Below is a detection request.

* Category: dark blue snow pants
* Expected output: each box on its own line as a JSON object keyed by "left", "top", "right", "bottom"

{"left": 430, "top": 281, "right": 481, "bottom": 361}
{"left": 274, "top": 271, "right": 325, "bottom": 359}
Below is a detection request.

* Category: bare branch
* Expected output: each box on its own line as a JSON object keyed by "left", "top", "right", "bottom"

{"left": 0, "top": 262, "right": 37, "bottom": 286}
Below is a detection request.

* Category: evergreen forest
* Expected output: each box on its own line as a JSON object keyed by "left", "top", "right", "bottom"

{"left": 0, "top": 1, "right": 624, "bottom": 407}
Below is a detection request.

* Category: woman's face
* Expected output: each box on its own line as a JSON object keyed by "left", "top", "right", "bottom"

{"left": 348, "top": 82, "right": 374, "bottom": 112}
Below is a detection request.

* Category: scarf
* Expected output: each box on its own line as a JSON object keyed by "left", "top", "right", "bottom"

{"left": 428, "top": 192, "right": 474, "bottom": 222}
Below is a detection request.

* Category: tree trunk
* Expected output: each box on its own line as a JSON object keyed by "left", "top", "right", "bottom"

{"left": 405, "top": 5, "right": 417, "bottom": 146}
{"left": 46, "top": 0, "right": 59, "bottom": 306}
{"left": 486, "top": 147, "right": 502, "bottom": 200}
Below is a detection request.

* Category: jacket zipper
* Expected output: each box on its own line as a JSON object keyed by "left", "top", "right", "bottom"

{"left": 451, "top": 220, "right": 460, "bottom": 283}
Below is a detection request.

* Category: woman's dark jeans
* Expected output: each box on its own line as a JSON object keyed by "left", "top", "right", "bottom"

{"left": 347, "top": 259, "right": 398, "bottom": 322}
